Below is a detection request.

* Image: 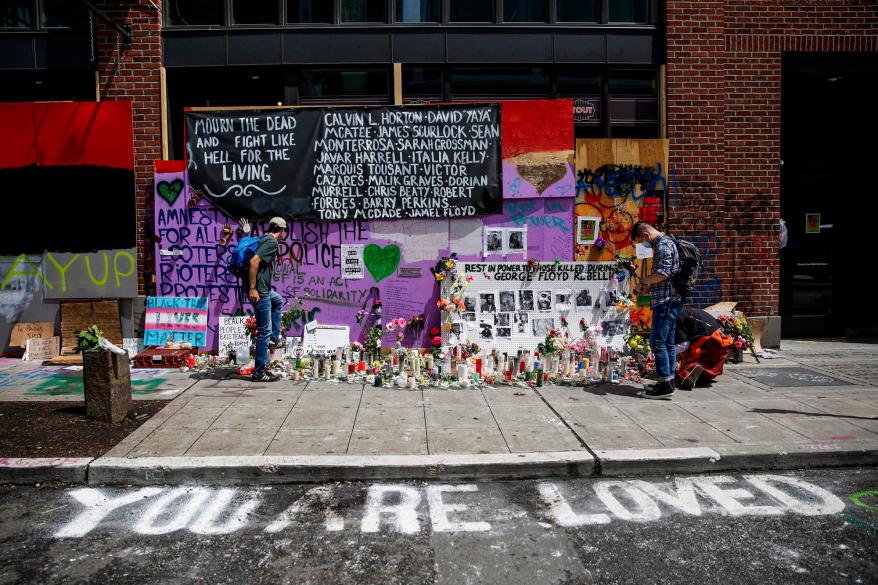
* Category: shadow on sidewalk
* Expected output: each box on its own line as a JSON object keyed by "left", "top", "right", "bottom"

{"left": 750, "top": 408, "right": 878, "bottom": 421}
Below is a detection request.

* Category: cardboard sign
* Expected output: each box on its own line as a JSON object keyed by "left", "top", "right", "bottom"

{"left": 218, "top": 316, "right": 251, "bottom": 353}
{"left": 9, "top": 322, "right": 54, "bottom": 349}
{"left": 144, "top": 297, "right": 209, "bottom": 347}
{"left": 302, "top": 325, "right": 350, "bottom": 355}
{"left": 22, "top": 336, "right": 60, "bottom": 361}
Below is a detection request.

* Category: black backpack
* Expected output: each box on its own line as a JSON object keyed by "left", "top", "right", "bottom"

{"left": 668, "top": 235, "right": 702, "bottom": 301}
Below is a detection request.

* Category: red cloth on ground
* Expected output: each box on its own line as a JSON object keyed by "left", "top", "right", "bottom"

{"left": 677, "top": 329, "right": 732, "bottom": 383}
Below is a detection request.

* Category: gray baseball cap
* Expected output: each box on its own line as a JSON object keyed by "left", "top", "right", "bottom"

{"left": 268, "top": 217, "right": 287, "bottom": 229}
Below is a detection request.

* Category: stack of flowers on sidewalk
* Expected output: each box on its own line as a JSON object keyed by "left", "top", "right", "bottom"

{"left": 717, "top": 313, "right": 756, "bottom": 362}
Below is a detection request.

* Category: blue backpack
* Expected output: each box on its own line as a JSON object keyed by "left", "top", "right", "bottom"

{"left": 227, "top": 235, "right": 264, "bottom": 278}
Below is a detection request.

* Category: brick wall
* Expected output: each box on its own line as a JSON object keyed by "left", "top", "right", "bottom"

{"left": 665, "top": 0, "right": 878, "bottom": 317}
{"left": 95, "top": 0, "right": 163, "bottom": 296}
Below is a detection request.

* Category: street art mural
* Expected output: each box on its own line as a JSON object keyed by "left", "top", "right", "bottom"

{"left": 156, "top": 100, "right": 576, "bottom": 351}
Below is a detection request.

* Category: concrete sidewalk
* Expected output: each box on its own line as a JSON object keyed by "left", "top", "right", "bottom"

{"left": 83, "top": 340, "right": 878, "bottom": 483}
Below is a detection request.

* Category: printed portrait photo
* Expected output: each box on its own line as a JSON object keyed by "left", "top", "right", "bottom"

{"left": 464, "top": 295, "right": 477, "bottom": 312}
{"left": 555, "top": 291, "right": 572, "bottom": 307}
{"left": 462, "top": 312, "right": 476, "bottom": 322}
{"left": 515, "top": 312, "right": 529, "bottom": 334}
{"left": 518, "top": 290, "right": 534, "bottom": 311}
{"left": 494, "top": 313, "right": 510, "bottom": 327}
{"left": 537, "top": 290, "right": 552, "bottom": 312}
{"left": 506, "top": 229, "right": 526, "bottom": 252}
{"left": 575, "top": 289, "right": 593, "bottom": 309}
{"left": 601, "top": 320, "right": 625, "bottom": 337}
{"left": 576, "top": 216, "right": 601, "bottom": 245}
{"left": 479, "top": 321, "right": 494, "bottom": 340}
{"left": 480, "top": 293, "right": 497, "bottom": 313}
{"left": 496, "top": 327, "right": 512, "bottom": 338}
{"left": 485, "top": 229, "right": 503, "bottom": 253}
{"left": 499, "top": 291, "right": 516, "bottom": 312}
{"left": 532, "top": 317, "right": 555, "bottom": 337}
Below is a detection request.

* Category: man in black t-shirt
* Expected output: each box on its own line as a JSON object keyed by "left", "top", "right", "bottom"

{"left": 247, "top": 217, "right": 287, "bottom": 382}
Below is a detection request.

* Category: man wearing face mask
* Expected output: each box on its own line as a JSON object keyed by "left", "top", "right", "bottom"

{"left": 631, "top": 221, "right": 682, "bottom": 399}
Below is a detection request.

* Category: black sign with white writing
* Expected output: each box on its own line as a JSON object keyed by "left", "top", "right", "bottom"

{"left": 185, "top": 104, "right": 502, "bottom": 220}
{"left": 573, "top": 98, "right": 600, "bottom": 124}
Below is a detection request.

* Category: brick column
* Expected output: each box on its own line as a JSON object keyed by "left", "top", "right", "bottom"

{"left": 95, "top": 0, "right": 162, "bottom": 296}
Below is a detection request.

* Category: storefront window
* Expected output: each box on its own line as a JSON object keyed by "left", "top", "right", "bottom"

{"left": 402, "top": 67, "right": 443, "bottom": 98}
{"left": 0, "top": 0, "right": 34, "bottom": 28}
{"left": 232, "top": 0, "right": 279, "bottom": 24}
{"left": 609, "top": 70, "right": 656, "bottom": 95}
{"left": 341, "top": 0, "right": 387, "bottom": 22}
{"left": 287, "top": 0, "right": 332, "bottom": 23}
{"left": 449, "top": 0, "right": 493, "bottom": 22}
{"left": 301, "top": 69, "right": 389, "bottom": 97}
{"left": 503, "top": 0, "right": 547, "bottom": 23}
{"left": 557, "top": 0, "right": 597, "bottom": 22}
{"left": 451, "top": 68, "right": 548, "bottom": 98}
{"left": 558, "top": 69, "right": 601, "bottom": 96}
{"left": 609, "top": 0, "right": 653, "bottom": 23}
{"left": 166, "top": 0, "right": 224, "bottom": 26}
{"left": 396, "top": 0, "right": 440, "bottom": 23}
{"left": 610, "top": 69, "right": 658, "bottom": 128}
{"left": 40, "top": 0, "right": 87, "bottom": 28}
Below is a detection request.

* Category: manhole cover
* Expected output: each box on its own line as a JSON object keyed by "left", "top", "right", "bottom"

{"left": 734, "top": 367, "right": 851, "bottom": 387}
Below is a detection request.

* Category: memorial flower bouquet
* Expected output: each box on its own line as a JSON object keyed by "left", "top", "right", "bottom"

{"left": 430, "top": 253, "right": 458, "bottom": 282}
{"left": 538, "top": 329, "right": 568, "bottom": 355}
{"left": 280, "top": 297, "right": 308, "bottom": 335}
{"left": 243, "top": 316, "right": 258, "bottom": 343}
{"left": 717, "top": 314, "right": 756, "bottom": 354}
{"left": 364, "top": 326, "right": 383, "bottom": 355}
{"left": 568, "top": 337, "right": 595, "bottom": 356}
{"left": 386, "top": 317, "right": 409, "bottom": 341}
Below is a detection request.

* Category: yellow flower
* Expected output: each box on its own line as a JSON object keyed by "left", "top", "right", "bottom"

{"left": 444, "top": 322, "right": 453, "bottom": 331}
{"left": 445, "top": 260, "right": 455, "bottom": 269}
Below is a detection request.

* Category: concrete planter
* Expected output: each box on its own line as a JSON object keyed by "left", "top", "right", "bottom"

{"left": 83, "top": 350, "right": 132, "bottom": 423}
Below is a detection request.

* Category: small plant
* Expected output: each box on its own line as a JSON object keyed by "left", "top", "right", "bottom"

{"left": 364, "top": 326, "right": 383, "bottom": 355}
{"left": 74, "top": 325, "right": 103, "bottom": 353}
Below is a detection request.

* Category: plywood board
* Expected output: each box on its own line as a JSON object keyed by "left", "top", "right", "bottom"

{"left": 60, "top": 300, "right": 122, "bottom": 355}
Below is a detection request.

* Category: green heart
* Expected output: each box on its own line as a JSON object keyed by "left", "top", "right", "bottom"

{"left": 157, "top": 179, "right": 184, "bottom": 206}
{"left": 364, "top": 244, "right": 401, "bottom": 283}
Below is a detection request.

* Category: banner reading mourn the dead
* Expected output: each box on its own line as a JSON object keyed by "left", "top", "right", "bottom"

{"left": 185, "top": 104, "right": 502, "bottom": 220}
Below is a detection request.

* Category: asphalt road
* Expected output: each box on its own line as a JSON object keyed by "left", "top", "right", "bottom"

{"left": 1, "top": 468, "right": 876, "bottom": 585}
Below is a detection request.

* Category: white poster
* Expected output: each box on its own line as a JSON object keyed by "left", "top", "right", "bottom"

{"left": 22, "top": 336, "right": 60, "bottom": 361}
{"left": 122, "top": 338, "right": 144, "bottom": 358}
{"left": 218, "top": 316, "right": 250, "bottom": 353}
{"left": 341, "top": 244, "right": 365, "bottom": 279}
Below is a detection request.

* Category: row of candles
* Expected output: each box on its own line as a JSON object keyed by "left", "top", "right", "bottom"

{"left": 280, "top": 344, "right": 626, "bottom": 387}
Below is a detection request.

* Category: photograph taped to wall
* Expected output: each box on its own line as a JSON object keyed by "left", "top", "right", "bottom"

{"left": 462, "top": 312, "right": 476, "bottom": 322}
{"left": 601, "top": 320, "right": 626, "bottom": 337}
{"left": 484, "top": 229, "right": 504, "bottom": 255}
{"left": 577, "top": 216, "right": 601, "bottom": 245}
{"left": 532, "top": 317, "right": 554, "bottom": 337}
{"left": 464, "top": 295, "right": 477, "bottom": 312}
{"left": 506, "top": 228, "right": 527, "bottom": 253}
{"left": 499, "top": 291, "right": 516, "bottom": 312}
{"left": 518, "top": 290, "right": 534, "bottom": 311}
{"left": 479, "top": 321, "right": 494, "bottom": 340}
{"left": 515, "top": 311, "right": 529, "bottom": 334}
{"left": 495, "top": 313, "right": 510, "bottom": 327}
{"left": 479, "top": 293, "right": 497, "bottom": 313}
{"left": 575, "top": 289, "right": 593, "bottom": 309}
{"left": 556, "top": 289, "right": 572, "bottom": 311}
{"left": 496, "top": 327, "right": 511, "bottom": 338}
{"left": 537, "top": 290, "right": 552, "bottom": 312}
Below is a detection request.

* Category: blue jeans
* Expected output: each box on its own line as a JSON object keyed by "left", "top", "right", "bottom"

{"left": 650, "top": 300, "right": 683, "bottom": 382}
{"left": 250, "top": 290, "right": 283, "bottom": 375}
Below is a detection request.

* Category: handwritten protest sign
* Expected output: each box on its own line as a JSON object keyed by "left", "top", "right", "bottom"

{"left": 218, "top": 316, "right": 250, "bottom": 353}
{"left": 9, "top": 322, "right": 54, "bottom": 349}
{"left": 23, "top": 336, "right": 60, "bottom": 361}
{"left": 144, "top": 297, "right": 209, "bottom": 347}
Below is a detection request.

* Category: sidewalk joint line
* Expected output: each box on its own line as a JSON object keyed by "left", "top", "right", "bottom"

{"left": 533, "top": 387, "right": 601, "bottom": 475}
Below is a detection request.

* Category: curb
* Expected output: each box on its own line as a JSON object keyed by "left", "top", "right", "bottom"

{"left": 87, "top": 452, "right": 596, "bottom": 485}
{"left": 595, "top": 447, "right": 722, "bottom": 477}
{"left": 0, "top": 458, "right": 93, "bottom": 484}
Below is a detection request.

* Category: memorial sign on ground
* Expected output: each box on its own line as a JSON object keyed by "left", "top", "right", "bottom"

{"left": 185, "top": 104, "right": 502, "bottom": 220}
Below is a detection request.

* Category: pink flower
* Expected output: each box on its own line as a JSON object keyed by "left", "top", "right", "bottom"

{"left": 432, "top": 335, "right": 442, "bottom": 347}
{"left": 734, "top": 341, "right": 743, "bottom": 349}
{"left": 467, "top": 275, "right": 474, "bottom": 282}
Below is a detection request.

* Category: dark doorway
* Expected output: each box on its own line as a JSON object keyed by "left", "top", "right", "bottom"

{"left": 781, "top": 53, "right": 878, "bottom": 339}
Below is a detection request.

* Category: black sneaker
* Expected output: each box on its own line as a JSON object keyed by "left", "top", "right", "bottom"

{"left": 251, "top": 371, "right": 281, "bottom": 382}
{"left": 677, "top": 365, "right": 704, "bottom": 391}
{"left": 642, "top": 381, "right": 675, "bottom": 400}
{"left": 268, "top": 338, "right": 285, "bottom": 350}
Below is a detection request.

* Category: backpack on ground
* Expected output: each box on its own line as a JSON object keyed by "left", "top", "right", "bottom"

{"left": 227, "top": 235, "right": 264, "bottom": 278}
{"left": 668, "top": 235, "right": 702, "bottom": 301}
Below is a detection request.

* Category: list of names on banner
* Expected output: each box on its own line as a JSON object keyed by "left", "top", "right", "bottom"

{"left": 312, "top": 105, "right": 501, "bottom": 221}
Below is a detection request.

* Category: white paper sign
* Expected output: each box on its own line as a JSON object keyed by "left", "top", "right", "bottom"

{"left": 218, "top": 316, "right": 250, "bottom": 353}
{"left": 635, "top": 243, "right": 654, "bottom": 259}
{"left": 302, "top": 324, "right": 350, "bottom": 355}
{"left": 22, "top": 336, "right": 60, "bottom": 361}
{"left": 122, "top": 338, "right": 144, "bottom": 358}
{"left": 341, "top": 244, "right": 365, "bottom": 279}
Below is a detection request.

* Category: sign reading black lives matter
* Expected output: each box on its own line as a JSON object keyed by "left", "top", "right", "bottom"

{"left": 185, "top": 104, "right": 502, "bottom": 220}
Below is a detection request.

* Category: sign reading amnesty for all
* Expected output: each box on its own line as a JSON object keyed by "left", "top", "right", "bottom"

{"left": 185, "top": 104, "right": 502, "bottom": 220}
{"left": 144, "top": 296, "right": 209, "bottom": 347}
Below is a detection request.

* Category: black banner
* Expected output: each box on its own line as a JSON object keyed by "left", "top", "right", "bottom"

{"left": 185, "top": 104, "right": 502, "bottom": 220}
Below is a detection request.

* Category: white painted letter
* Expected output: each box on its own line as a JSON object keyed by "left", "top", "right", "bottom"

{"left": 361, "top": 485, "right": 421, "bottom": 534}
{"left": 695, "top": 476, "right": 782, "bottom": 517}
{"left": 189, "top": 488, "right": 261, "bottom": 535}
{"left": 538, "top": 483, "right": 611, "bottom": 527}
{"left": 134, "top": 487, "right": 212, "bottom": 535}
{"left": 265, "top": 486, "right": 345, "bottom": 533}
{"left": 54, "top": 488, "right": 163, "bottom": 538}
{"left": 593, "top": 481, "right": 661, "bottom": 521}
{"left": 629, "top": 479, "right": 702, "bottom": 516}
{"left": 745, "top": 474, "right": 845, "bottom": 516}
{"left": 426, "top": 485, "right": 491, "bottom": 533}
